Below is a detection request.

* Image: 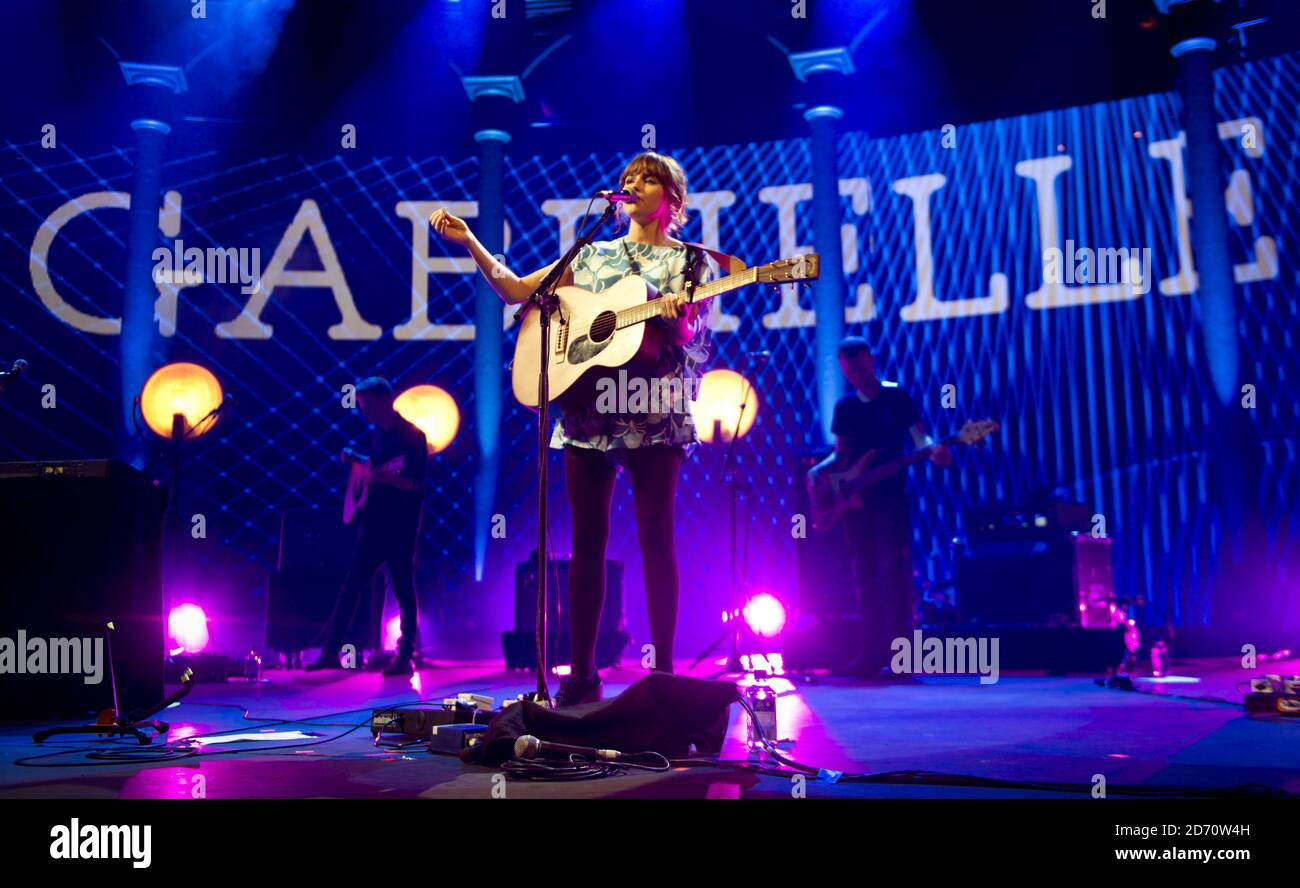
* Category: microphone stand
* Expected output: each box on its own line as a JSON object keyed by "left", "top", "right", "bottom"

{"left": 0, "top": 362, "right": 25, "bottom": 395}
{"left": 513, "top": 200, "right": 619, "bottom": 706}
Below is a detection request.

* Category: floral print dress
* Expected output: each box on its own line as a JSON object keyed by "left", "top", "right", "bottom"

{"left": 548, "top": 237, "right": 714, "bottom": 465}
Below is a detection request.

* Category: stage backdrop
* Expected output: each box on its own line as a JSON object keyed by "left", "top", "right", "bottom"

{"left": 2, "top": 52, "right": 1296, "bottom": 656}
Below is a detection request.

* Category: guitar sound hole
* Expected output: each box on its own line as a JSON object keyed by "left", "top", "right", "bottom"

{"left": 588, "top": 311, "right": 617, "bottom": 343}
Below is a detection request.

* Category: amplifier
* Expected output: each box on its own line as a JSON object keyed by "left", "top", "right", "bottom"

{"left": 0, "top": 460, "right": 165, "bottom": 721}
{"left": 501, "top": 628, "right": 628, "bottom": 670}
{"left": 0, "top": 459, "right": 127, "bottom": 480}
{"left": 957, "top": 534, "right": 1117, "bottom": 628}
{"left": 514, "top": 553, "right": 623, "bottom": 635}
{"left": 265, "top": 509, "right": 372, "bottom": 654}
{"left": 965, "top": 500, "right": 1092, "bottom": 543}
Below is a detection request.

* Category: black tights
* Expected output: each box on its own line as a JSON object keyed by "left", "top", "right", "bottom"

{"left": 564, "top": 444, "right": 683, "bottom": 678}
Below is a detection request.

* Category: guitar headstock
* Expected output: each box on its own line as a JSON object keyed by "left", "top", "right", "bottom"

{"left": 957, "top": 419, "right": 1000, "bottom": 446}
{"left": 755, "top": 254, "right": 820, "bottom": 284}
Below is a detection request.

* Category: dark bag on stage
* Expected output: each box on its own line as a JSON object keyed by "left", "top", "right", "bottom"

{"left": 461, "top": 672, "right": 740, "bottom": 766}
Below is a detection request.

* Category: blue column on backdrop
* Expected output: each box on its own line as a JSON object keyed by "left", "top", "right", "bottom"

{"left": 805, "top": 106, "right": 847, "bottom": 444}
{"left": 1172, "top": 37, "right": 1237, "bottom": 406}
{"left": 1169, "top": 35, "right": 1261, "bottom": 584}
{"left": 118, "top": 118, "right": 170, "bottom": 469}
{"left": 117, "top": 62, "right": 185, "bottom": 469}
{"left": 473, "top": 129, "right": 509, "bottom": 582}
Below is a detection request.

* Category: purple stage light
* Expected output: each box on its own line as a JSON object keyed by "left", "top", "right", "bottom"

{"left": 168, "top": 603, "right": 210, "bottom": 654}
{"left": 382, "top": 615, "right": 402, "bottom": 653}
{"left": 743, "top": 593, "right": 787, "bottom": 639}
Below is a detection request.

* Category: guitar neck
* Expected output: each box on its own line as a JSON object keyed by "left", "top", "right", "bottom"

{"left": 855, "top": 431, "right": 965, "bottom": 488}
{"left": 899, "top": 431, "right": 965, "bottom": 467}
{"left": 614, "top": 268, "right": 760, "bottom": 330}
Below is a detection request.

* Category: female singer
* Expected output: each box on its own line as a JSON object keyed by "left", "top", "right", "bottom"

{"left": 431, "top": 151, "right": 715, "bottom": 706}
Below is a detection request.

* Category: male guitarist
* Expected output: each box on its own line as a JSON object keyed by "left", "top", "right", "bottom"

{"left": 808, "top": 335, "right": 951, "bottom": 678}
{"left": 308, "top": 377, "right": 428, "bottom": 676}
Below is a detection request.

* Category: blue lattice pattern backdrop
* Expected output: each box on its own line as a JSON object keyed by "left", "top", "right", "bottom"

{"left": 1, "top": 52, "right": 1297, "bottom": 650}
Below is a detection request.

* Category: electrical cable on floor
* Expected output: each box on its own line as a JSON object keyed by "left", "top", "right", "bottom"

{"left": 501, "top": 750, "right": 670, "bottom": 782}
{"left": 13, "top": 691, "right": 494, "bottom": 768}
{"left": 1101, "top": 676, "right": 1300, "bottom": 717}
{"left": 667, "top": 694, "right": 1296, "bottom": 798}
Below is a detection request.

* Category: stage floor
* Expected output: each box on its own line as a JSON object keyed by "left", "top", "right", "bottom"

{"left": 2, "top": 657, "right": 1297, "bottom": 800}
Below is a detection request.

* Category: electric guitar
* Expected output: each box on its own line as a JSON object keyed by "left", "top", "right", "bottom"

{"left": 511, "top": 254, "right": 819, "bottom": 411}
{"left": 341, "top": 448, "right": 406, "bottom": 526}
{"left": 808, "top": 419, "right": 1000, "bottom": 531}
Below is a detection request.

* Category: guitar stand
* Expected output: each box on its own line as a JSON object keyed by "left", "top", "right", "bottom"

{"left": 512, "top": 198, "right": 620, "bottom": 706}
{"left": 33, "top": 720, "right": 168, "bottom": 746}
{"left": 32, "top": 664, "right": 195, "bottom": 745}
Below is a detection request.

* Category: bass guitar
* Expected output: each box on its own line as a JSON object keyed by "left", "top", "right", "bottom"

{"left": 808, "top": 418, "right": 1000, "bottom": 531}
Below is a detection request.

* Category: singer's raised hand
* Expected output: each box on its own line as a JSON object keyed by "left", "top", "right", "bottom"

{"left": 429, "top": 208, "right": 472, "bottom": 245}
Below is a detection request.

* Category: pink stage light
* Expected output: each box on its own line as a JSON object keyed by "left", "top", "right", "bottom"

{"left": 743, "top": 593, "right": 787, "bottom": 639}
{"left": 167, "top": 604, "right": 210, "bottom": 654}
{"left": 382, "top": 615, "right": 402, "bottom": 652}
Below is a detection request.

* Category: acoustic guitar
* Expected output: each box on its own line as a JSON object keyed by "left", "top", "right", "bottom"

{"left": 511, "top": 254, "right": 819, "bottom": 411}
{"left": 341, "top": 448, "right": 406, "bottom": 526}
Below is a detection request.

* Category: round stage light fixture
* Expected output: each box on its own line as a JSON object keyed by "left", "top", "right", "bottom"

{"left": 140, "top": 362, "right": 223, "bottom": 439}
{"left": 167, "top": 603, "right": 210, "bottom": 654}
{"left": 393, "top": 384, "right": 460, "bottom": 454}
{"left": 743, "top": 592, "right": 787, "bottom": 639}
{"left": 695, "top": 369, "right": 759, "bottom": 444}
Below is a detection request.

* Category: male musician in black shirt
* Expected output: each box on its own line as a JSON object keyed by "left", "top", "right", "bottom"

{"left": 808, "top": 336, "right": 951, "bottom": 677}
{"left": 308, "top": 377, "right": 428, "bottom": 676}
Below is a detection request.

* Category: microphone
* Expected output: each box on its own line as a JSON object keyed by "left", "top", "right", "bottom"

{"left": 513, "top": 734, "right": 624, "bottom": 762}
{"left": 0, "top": 358, "right": 28, "bottom": 392}
{"left": 185, "top": 392, "right": 234, "bottom": 437}
{"left": 201, "top": 392, "right": 235, "bottom": 420}
{"left": 593, "top": 188, "right": 636, "bottom": 202}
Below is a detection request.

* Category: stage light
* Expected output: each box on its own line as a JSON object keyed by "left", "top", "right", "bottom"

{"left": 695, "top": 369, "right": 759, "bottom": 443}
{"left": 393, "top": 384, "right": 460, "bottom": 454}
{"left": 140, "top": 362, "right": 223, "bottom": 438}
{"left": 743, "top": 593, "right": 787, "bottom": 639}
{"left": 382, "top": 615, "right": 402, "bottom": 653}
{"left": 167, "top": 604, "right": 210, "bottom": 654}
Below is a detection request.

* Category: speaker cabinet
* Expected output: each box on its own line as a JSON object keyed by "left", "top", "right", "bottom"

{"left": 0, "top": 461, "right": 165, "bottom": 721}
{"left": 504, "top": 554, "right": 627, "bottom": 669}
{"left": 956, "top": 534, "right": 1116, "bottom": 627}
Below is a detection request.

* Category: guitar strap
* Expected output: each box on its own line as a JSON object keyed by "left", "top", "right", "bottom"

{"left": 680, "top": 240, "right": 747, "bottom": 287}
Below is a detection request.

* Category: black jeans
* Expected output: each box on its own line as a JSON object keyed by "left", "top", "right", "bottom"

{"left": 845, "top": 496, "right": 915, "bottom": 672}
{"left": 319, "top": 518, "right": 419, "bottom": 658}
